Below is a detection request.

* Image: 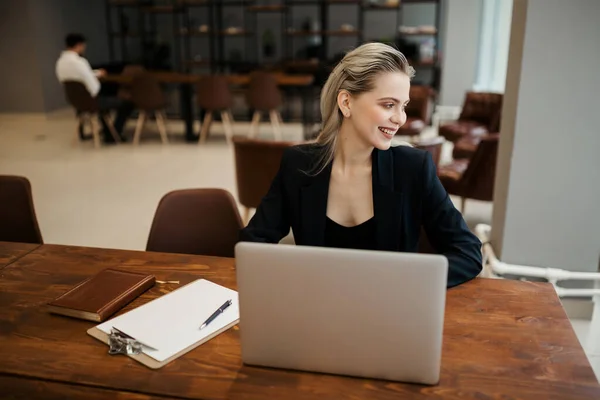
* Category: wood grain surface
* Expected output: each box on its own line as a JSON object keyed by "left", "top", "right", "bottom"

{"left": 0, "top": 241, "right": 40, "bottom": 270}
{"left": 1, "top": 244, "right": 599, "bottom": 399}
{"left": 0, "top": 376, "right": 165, "bottom": 399}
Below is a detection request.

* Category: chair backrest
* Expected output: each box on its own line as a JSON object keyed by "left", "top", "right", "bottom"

{"left": 460, "top": 134, "right": 499, "bottom": 201}
{"left": 232, "top": 137, "right": 297, "bottom": 209}
{"left": 0, "top": 176, "right": 43, "bottom": 244}
{"left": 413, "top": 136, "right": 445, "bottom": 169}
{"left": 63, "top": 81, "right": 98, "bottom": 113}
{"left": 117, "top": 65, "right": 146, "bottom": 100}
{"left": 246, "top": 71, "right": 282, "bottom": 111}
{"left": 146, "top": 189, "right": 242, "bottom": 257}
{"left": 196, "top": 75, "right": 233, "bottom": 111}
{"left": 406, "top": 85, "right": 434, "bottom": 122}
{"left": 131, "top": 73, "right": 166, "bottom": 111}
{"left": 459, "top": 91, "right": 503, "bottom": 132}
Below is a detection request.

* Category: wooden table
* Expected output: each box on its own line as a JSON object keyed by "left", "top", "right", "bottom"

{"left": 101, "top": 72, "right": 316, "bottom": 142}
{"left": 0, "top": 241, "right": 40, "bottom": 270}
{"left": 102, "top": 72, "right": 314, "bottom": 87}
{"left": 1, "top": 244, "right": 599, "bottom": 399}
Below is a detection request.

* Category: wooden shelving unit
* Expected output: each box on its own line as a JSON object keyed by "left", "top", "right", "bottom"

{"left": 286, "top": 30, "right": 360, "bottom": 36}
{"left": 110, "top": 32, "right": 147, "bottom": 37}
{"left": 247, "top": 4, "right": 287, "bottom": 12}
{"left": 108, "top": 0, "right": 144, "bottom": 5}
{"left": 178, "top": 31, "right": 211, "bottom": 36}
{"left": 142, "top": 5, "right": 182, "bottom": 13}
{"left": 219, "top": 30, "right": 254, "bottom": 36}
{"left": 177, "top": 0, "right": 211, "bottom": 4}
{"left": 363, "top": 3, "right": 399, "bottom": 9}
{"left": 105, "top": 0, "right": 442, "bottom": 88}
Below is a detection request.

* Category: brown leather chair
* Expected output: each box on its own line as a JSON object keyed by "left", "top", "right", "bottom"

{"left": 0, "top": 176, "right": 43, "bottom": 244}
{"left": 63, "top": 81, "right": 120, "bottom": 148}
{"left": 246, "top": 71, "right": 283, "bottom": 140}
{"left": 439, "top": 92, "right": 503, "bottom": 143}
{"left": 452, "top": 134, "right": 485, "bottom": 159}
{"left": 196, "top": 76, "right": 235, "bottom": 144}
{"left": 412, "top": 136, "right": 445, "bottom": 169}
{"left": 232, "top": 137, "right": 297, "bottom": 223}
{"left": 438, "top": 134, "right": 499, "bottom": 213}
{"left": 146, "top": 188, "right": 242, "bottom": 257}
{"left": 131, "top": 73, "right": 169, "bottom": 145}
{"left": 117, "top": 65, "right": 146, "bottom": 101}
{"left": 397, "top": 85, "right": 433, "bottom": 137}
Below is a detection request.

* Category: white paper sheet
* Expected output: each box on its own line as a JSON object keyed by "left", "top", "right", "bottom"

{"left": 96, "top": 279, "right": 239, "bottom": 362}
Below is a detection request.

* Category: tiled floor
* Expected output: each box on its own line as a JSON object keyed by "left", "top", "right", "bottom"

{"left": 0, "top": 111, "right": 597, "bottom": 382}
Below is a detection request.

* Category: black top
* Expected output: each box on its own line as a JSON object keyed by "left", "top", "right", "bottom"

{"left": 239, "top": 144, "right": 483, "bottom": 288}
{"left": 324, "top": 217, "right": 377, "bottom": 251}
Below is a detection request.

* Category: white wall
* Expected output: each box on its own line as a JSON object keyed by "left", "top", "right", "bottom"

{"left": 439, "top": 0, "right": 482, "bottom": 107}
{"left": 31, "top": 0, "right": 110, "bottom": 112}
{"left": 0, "top": 0, "right": 110, "bottom": 113}
{"left": 492, "top": 0, "right": 600, "bottom": 277}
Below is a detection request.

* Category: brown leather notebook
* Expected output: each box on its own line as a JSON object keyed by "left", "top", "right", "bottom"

{"left": 48, "top": 268, "right": 155, "bottom": 322}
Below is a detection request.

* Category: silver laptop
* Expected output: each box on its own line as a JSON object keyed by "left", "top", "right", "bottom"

{"left": 235, "top": 242, "right": 448, "bottom": 385}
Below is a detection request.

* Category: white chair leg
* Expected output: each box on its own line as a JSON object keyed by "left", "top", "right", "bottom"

{"left": 133, "top": 111, "right": 146, "bottom": 146}
{"left": 249, "top": 110, "right": 261, "bottom": 138}
{"left": 269, "top": 109, "right": 282, "bottom": 141}
{"left": 199, "top": 112, "right": 213, "bottom": 144}
{"left": 221, "top": 110, "right": 234, "bottom": 144}
{"left": 155, "top": 111, "right": 169, "bottom": 144}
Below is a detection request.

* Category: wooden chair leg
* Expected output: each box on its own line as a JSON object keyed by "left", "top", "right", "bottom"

{"left": 269, "top": 109, "right": 282, "bottom": 141}
{"left": 221, "top": 110, "right": 234, "bottom": 144}
{"left": 155, "top": 111, "right": 169, "bottom": 144}
{"left": 102, "top": 114, "right": 121, "bottom": 143}
{"left": 249, "top": 110, "right": 261, "bottom": 138}
{"left": 133, "top": 111, "right": 146, "bottom": 146}
{"left": 90, "top": 115, "right": 101, "bottom": 149}
{"left": 199, "top": 112, "right": 213, "bottom": 144}
{"left": 243, "top": 207, "right": 251, "bottom": 225}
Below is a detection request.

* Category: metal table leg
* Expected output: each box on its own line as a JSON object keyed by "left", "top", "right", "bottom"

{"left": 180, "top": 83, "right": 198, "bottom": 142}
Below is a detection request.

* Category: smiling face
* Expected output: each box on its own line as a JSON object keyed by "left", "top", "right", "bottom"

{"left": 339, "top": 71, "right": 411, "bottom": 150}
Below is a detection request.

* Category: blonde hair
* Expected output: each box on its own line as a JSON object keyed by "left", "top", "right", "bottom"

{"left": 311, "top": 42, "right": 415, "bottom": 174}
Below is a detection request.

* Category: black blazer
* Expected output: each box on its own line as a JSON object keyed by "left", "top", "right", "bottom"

{"left": 240, "top": 144, "right": 482, "bottom": 288}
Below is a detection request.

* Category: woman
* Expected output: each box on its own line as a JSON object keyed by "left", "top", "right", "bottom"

{"left": 240, "top": 43, "right": 482, "bottom": 288}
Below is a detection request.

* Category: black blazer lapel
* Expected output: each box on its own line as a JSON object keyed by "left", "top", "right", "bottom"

{"left": 300, "top": 162, "right": 331, "bottom": 246}
{"left": 372, "top": 149, "right": 403, "bottom": 251}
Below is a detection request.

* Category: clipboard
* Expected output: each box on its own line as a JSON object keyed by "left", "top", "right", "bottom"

{"left": 87, "top": 279, "right": 240, "bottom": 369}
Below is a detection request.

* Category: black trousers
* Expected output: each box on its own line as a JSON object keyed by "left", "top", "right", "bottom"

{"left": 78, "top": 97, "right": 135, "bottom": 141}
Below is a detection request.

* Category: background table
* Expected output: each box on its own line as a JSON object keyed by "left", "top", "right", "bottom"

{"left": 102, "top": 72, "right": 315, "bottom": 142}
{"left": 1, "top": 244, "right": 599, "bottom": 399}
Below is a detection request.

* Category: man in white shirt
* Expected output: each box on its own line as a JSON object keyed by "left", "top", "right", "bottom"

{"left": 56, "top": 33, "right": 133, "bottom": 143}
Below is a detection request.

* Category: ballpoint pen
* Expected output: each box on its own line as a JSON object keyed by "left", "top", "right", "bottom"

{"left": 200, "top": 299, "right": 232, "bottom": 330}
